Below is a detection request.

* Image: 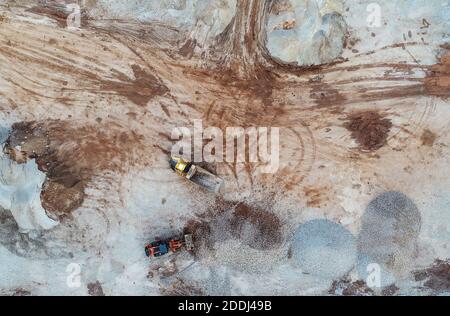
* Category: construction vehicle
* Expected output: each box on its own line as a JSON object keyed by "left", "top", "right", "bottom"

{"left": 145, "top": 234, "right": 194, "bottom": 258}
{"left": 169, "top": 156, "right": 224, "bottom": 194}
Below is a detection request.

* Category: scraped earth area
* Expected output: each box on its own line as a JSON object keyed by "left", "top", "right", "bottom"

{"left": 0, "top": 0, "right": 449, "bottom": 296}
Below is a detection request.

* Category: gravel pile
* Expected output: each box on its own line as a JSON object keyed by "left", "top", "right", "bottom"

{"left": 291, "top": 219, "right": 357, "bottom": 279}
{"left": 357, "top": 191, "right": 422, "bottom": 286}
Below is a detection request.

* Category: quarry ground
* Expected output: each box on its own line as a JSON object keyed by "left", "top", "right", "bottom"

{"left": 0, "top": 0, "right": 449, "bottom": 296}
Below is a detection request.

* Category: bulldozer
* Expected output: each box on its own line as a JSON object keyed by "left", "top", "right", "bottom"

{"left": 169, "top": 156, "right": 224, "bottom": 194}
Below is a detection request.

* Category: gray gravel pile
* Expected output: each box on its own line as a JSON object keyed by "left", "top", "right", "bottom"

{"left": 357, "top": 191, "right": 422, "bottom": 286}
{"left": 291, "top": 219, "right": 357, "bottom": 279}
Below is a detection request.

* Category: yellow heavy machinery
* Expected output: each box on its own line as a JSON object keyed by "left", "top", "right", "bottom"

{"left": 170, "top": 156, "right": 224, "bottom": 194}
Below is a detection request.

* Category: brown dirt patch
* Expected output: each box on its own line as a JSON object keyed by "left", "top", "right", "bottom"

{"left": 424, "top": 52, "right": 450, "bottom": 99}
{"left": 87, "top": 281, "right": 105, "bottom": 296}
{"left": 303, "top": 187, "right": 328, "bottom": 207}
{"left": 7, "top": 120, "right": 144, "bottom": 178}
{"left": 179, "top": 39, "right": 197, "bottom": 59}
{"left": 4, "top": 121, "right": 48, "bottom": 160}
{"left": 421, "top": 129, "right": 437, "bottom": 147}
{"left": 5, "top": 120, "right": 144, "bottom": 218}
{"left": 310, "top": 83, "right": 346, "bottom": 109}
{"left": 102, "top": 65, "right": 170, "bottom": 107}
{"left": 27, "top": 2, "right": 89, "bottom": 28}
{"left": 215, "top": 69, "right": 278, "bottom": 108}
{"left": 344, "top": 111, "right": 392, "bottom": 151}
{"left": 413, "top": 259, "right": 450, "bottom": 293}
{"left": 41, "top": 179, "right": 85, "bottom": 219}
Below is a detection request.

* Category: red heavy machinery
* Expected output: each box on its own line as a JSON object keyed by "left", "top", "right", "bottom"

{"left": 145, "top": 234, "right": 194, "bottom": 258}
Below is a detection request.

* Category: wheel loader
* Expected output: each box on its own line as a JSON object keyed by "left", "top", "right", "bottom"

{"left": 145, "top": 234, "right": 194, "bottom": 258}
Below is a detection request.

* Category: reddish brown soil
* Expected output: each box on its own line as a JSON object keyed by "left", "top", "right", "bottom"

{"left": 424, "top": 52, "right": 450, "bottom": 99}
{"left": 5, "top": 120, "right": 145, "bottom": 218}
{"left": 179, "top": 39, "right": 197, "bottom": 59}
{"left": 41, "top": 179, "right": 84, "bottom": 219}
{"left": 310, "top": 83, "right": 346, "bottom": 108}
{"left": 101, "top": 65, "right": 170, "bottom": 107}
{"left": 344, "top": 111, "right": 392, "bottom": 151}
{"left": 4, "top": 121, "right": 48, "bottom": 160}
{"left": 211, "top": 67, "right": 279, "bottom": 108}
{"left": 27, "top": 2, "right": 89, "bottom": 28}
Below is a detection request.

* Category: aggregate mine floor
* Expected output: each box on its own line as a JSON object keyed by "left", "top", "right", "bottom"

{"left": 0, "top": 1, "right": 449, "bottom": 295}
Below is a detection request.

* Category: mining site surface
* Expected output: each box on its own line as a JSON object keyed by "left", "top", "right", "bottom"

{"left": 0, "top": 0, "right": 449, "bottom": 296}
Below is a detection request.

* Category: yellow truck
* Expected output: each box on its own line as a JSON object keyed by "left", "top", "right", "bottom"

{"left": 170, "top": 156, "right": 224, "bottom": 194}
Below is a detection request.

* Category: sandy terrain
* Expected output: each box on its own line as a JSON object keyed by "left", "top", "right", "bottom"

{"left": 0, "top": 0, "right": 449, "bottom": 296}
